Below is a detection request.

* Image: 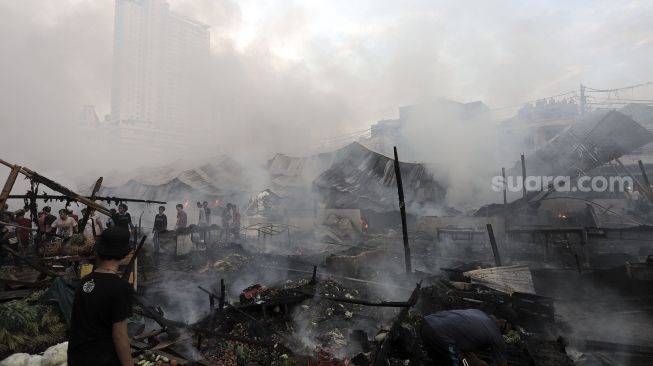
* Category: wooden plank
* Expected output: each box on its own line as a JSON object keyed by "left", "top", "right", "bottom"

{"left": 134, "top": 329, "right": 165, "bottom": 341}
{"left": 0, "top": 289, "right": 33, "bottom": 301}
{"left": 78, "top": 177, "right": 103, "bottom": 232}
{"left": 0, "top": 164, "right": 21, "bottom": 211}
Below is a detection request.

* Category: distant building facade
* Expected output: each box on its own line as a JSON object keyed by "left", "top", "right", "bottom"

{"left": 110, "top": 0, "right": 211, "bottom": 133}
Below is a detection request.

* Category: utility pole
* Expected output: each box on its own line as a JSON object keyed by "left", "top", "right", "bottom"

{"left": 520, "top": 154, "right": 527, "bottom": 199}
{"left": 579, "top": 83, "right": 586, "bottom": 115}
{"left": 393, "top": 146, "right": 412, "bottom": 274}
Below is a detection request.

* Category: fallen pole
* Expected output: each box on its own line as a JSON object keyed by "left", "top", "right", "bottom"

{"left": 0, "top": 158, "right": 112, "bottom": 216}
{"left": 6, "top": 194, "right": 167, "bottom": 205}
{"left": 257, "top": 264, "right": 413, "bottom": 290}
{"left": 1, "top": 245, "right": 60, "bottom": 278}
{"left": 370, "top": 281, "right": 422, "bottom": 366}
{"left": 295, "top": 290, "right": 411, "bottom": 307}
{"left": 393, "top": 146, "right": 412, "bottom": 274}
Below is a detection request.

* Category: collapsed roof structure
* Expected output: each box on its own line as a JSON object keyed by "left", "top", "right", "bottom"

{"left": 313, "top": 142, "right": 446, "bottom": 213}
{"left": 520, "top": 110, "right": 653, "bottom": 179}
{"left": 98, "top": 156, "right": 250, "bottom": 202}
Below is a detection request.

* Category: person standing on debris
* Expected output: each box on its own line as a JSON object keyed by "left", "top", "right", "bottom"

{"left": 175, "top": 203, "right": 187, "bottom": 230}
{"left": 221, "top": 203, "right": 232, "bottom": 240}
{"left": 231, "top": 204, "right": 241, "bottom": 240}
{"left": 37, "top": 206, "right": 57, "bottom": 248}
{"left": 203, "top": 201, "right": 212, "bottom": 242}
{"left": 197, "top": 201, "right": 207, "bottom": 243}
{"left": 14, "top": 209, "right": 31, "bottom": 252}
{"left": 41, "top": 206, "right": 57, "bottom": 232}
{"left": 152, "top": 206, "right": 167, "bottom": 253}
{"left": 113, "top": 204, "right": 135, "bottom": 232}
{"left": 81, "top": 208, "right": 103, "bottom": 241}
{"left": 68, "top": 227, "right": 134, "bottom": 366}
{"left": 203, "top": 201, "right": 211, "bottom": 225}
{"left": 51, "top": 209, "right": 77, "bottom": 238}
{"left": 420, "top": 309, "right": 509, "bottom": 366}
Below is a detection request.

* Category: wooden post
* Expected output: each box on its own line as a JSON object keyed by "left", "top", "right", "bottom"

{"left": 486, "top": 224, "right": 502, "bottom": 267}
{"left": 0, "top": 165, "right": 21, "bottom": 210}
{"left": 219, "top": 279, "right": 226, "bottom": 309}
{"left": 501, "top": 167, "right": 509, "bottom": 253}
{"left": 310, "top": 265, "right": 317, "bottom": 285}
{"left": 501, "top": 167, "right": 507, "bottom": 205}
{"left": 638, "top": 160, "right": 651, "bottom": 194}
{"left": 393, "top": 146, "right": 411, "bottom": 274}
{"left": 520, "top": 154, "right": 527, "bottom": 198}
{"left": 78, "top": 177, "right": 103, "bottom": 232}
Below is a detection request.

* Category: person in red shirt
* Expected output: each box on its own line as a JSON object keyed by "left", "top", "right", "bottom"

{"left": 14, "top": 209, "right": 31, "bottom": 252}
{"left": 175, "top": 204, "right": 187, "bottom": 230}
{"left": 68, "top": 208, "right": 80, "bottom": 223}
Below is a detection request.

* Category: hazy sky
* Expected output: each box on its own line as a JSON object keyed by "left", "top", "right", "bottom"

{"left": 1, "top": 0, "right": 652, "bottom": 175}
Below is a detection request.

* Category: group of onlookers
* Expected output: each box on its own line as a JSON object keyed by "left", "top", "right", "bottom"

{"left": 0, "top": 203, "right": 137, "bottom": 257}
{"left": 149, "top": 201, "right": 241, "bottom": 252}
{"left": 1, "top": 199, "right": 242, "bottom": 258}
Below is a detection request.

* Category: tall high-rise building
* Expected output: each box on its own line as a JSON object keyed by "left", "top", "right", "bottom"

{"left": 110, "top": 0, "right": 211, "bottom": 132}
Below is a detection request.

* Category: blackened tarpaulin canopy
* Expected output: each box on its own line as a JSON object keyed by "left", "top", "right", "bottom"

{"left": 313, "top": 142, "right": 446, "bottom": 212}
{"left": 98, "top": 155, "right": 250, "bottom": 202}
{"left": 523, "top": 110, "right": 653, "bottom": 178}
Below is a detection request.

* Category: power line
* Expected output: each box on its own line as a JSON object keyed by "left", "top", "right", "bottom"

{"left": 585, "top": 81, "right": 653, "bottom": 93}
{"left": 490, "top": 90, "right": 577, "bottom": 111}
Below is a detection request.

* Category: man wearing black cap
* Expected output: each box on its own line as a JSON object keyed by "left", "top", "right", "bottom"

{"left": 68, "top": 227, "right": 133, "bottom": 366}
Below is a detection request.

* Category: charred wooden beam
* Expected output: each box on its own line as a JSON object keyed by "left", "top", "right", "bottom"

{"left": 1, "top": 244, "right": 60, "bottom": 277}
{"left": 486, "top": 224, "right": 502, "bottom": 267}
{"left": 638, "top": 160, "right": 651, "bottom": 194}
{"left": 78, "top": 177, "right": 103, "bottom": 232}
{"left": 6, "top": 194, "right": 167, "bottom": 205}
{"left": 191, "top": 327, "right": 277, "bottom": 348}
{"left": 122, "top": 235, "right": 147, "bottom": 280}
{"left": 0, "top": 158, "right": 112, "bottom": 216}
{"left": 294, "top": 290, "right": 411, "bottom": 307}
{"left": 393, "top": 146, "right": 412, "bottom": 274}
{"left": 370, "top": 281, "right": 422, "bottom": 366}
{"left": 131, "top": 294, "right": 181, "bottom": 339}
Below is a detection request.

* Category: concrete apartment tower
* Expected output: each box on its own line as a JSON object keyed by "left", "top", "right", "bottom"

{"left": 110, "top": 0, "right": 211, "bottom": 133}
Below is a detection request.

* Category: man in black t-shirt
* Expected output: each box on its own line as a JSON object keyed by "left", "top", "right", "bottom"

{"left": 68, "top": 227, "right": 133, "bottom": 366}
{"left": 152, "top": 206, "right": 167, "bottom": 253}
{"left": 112, "top": 203, "right": 135, "bottom": 232}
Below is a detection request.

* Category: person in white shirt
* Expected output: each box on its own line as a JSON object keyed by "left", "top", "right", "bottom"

{"left": 81, "top": 208, "right": 103, "bottom": 241}
{"left": 52, "top": 209, "right": 78, "bottom": 238}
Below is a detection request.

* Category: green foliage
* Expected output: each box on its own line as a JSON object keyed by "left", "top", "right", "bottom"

{"left": 0, "top": 291, "right": 67, "bottom": 359}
